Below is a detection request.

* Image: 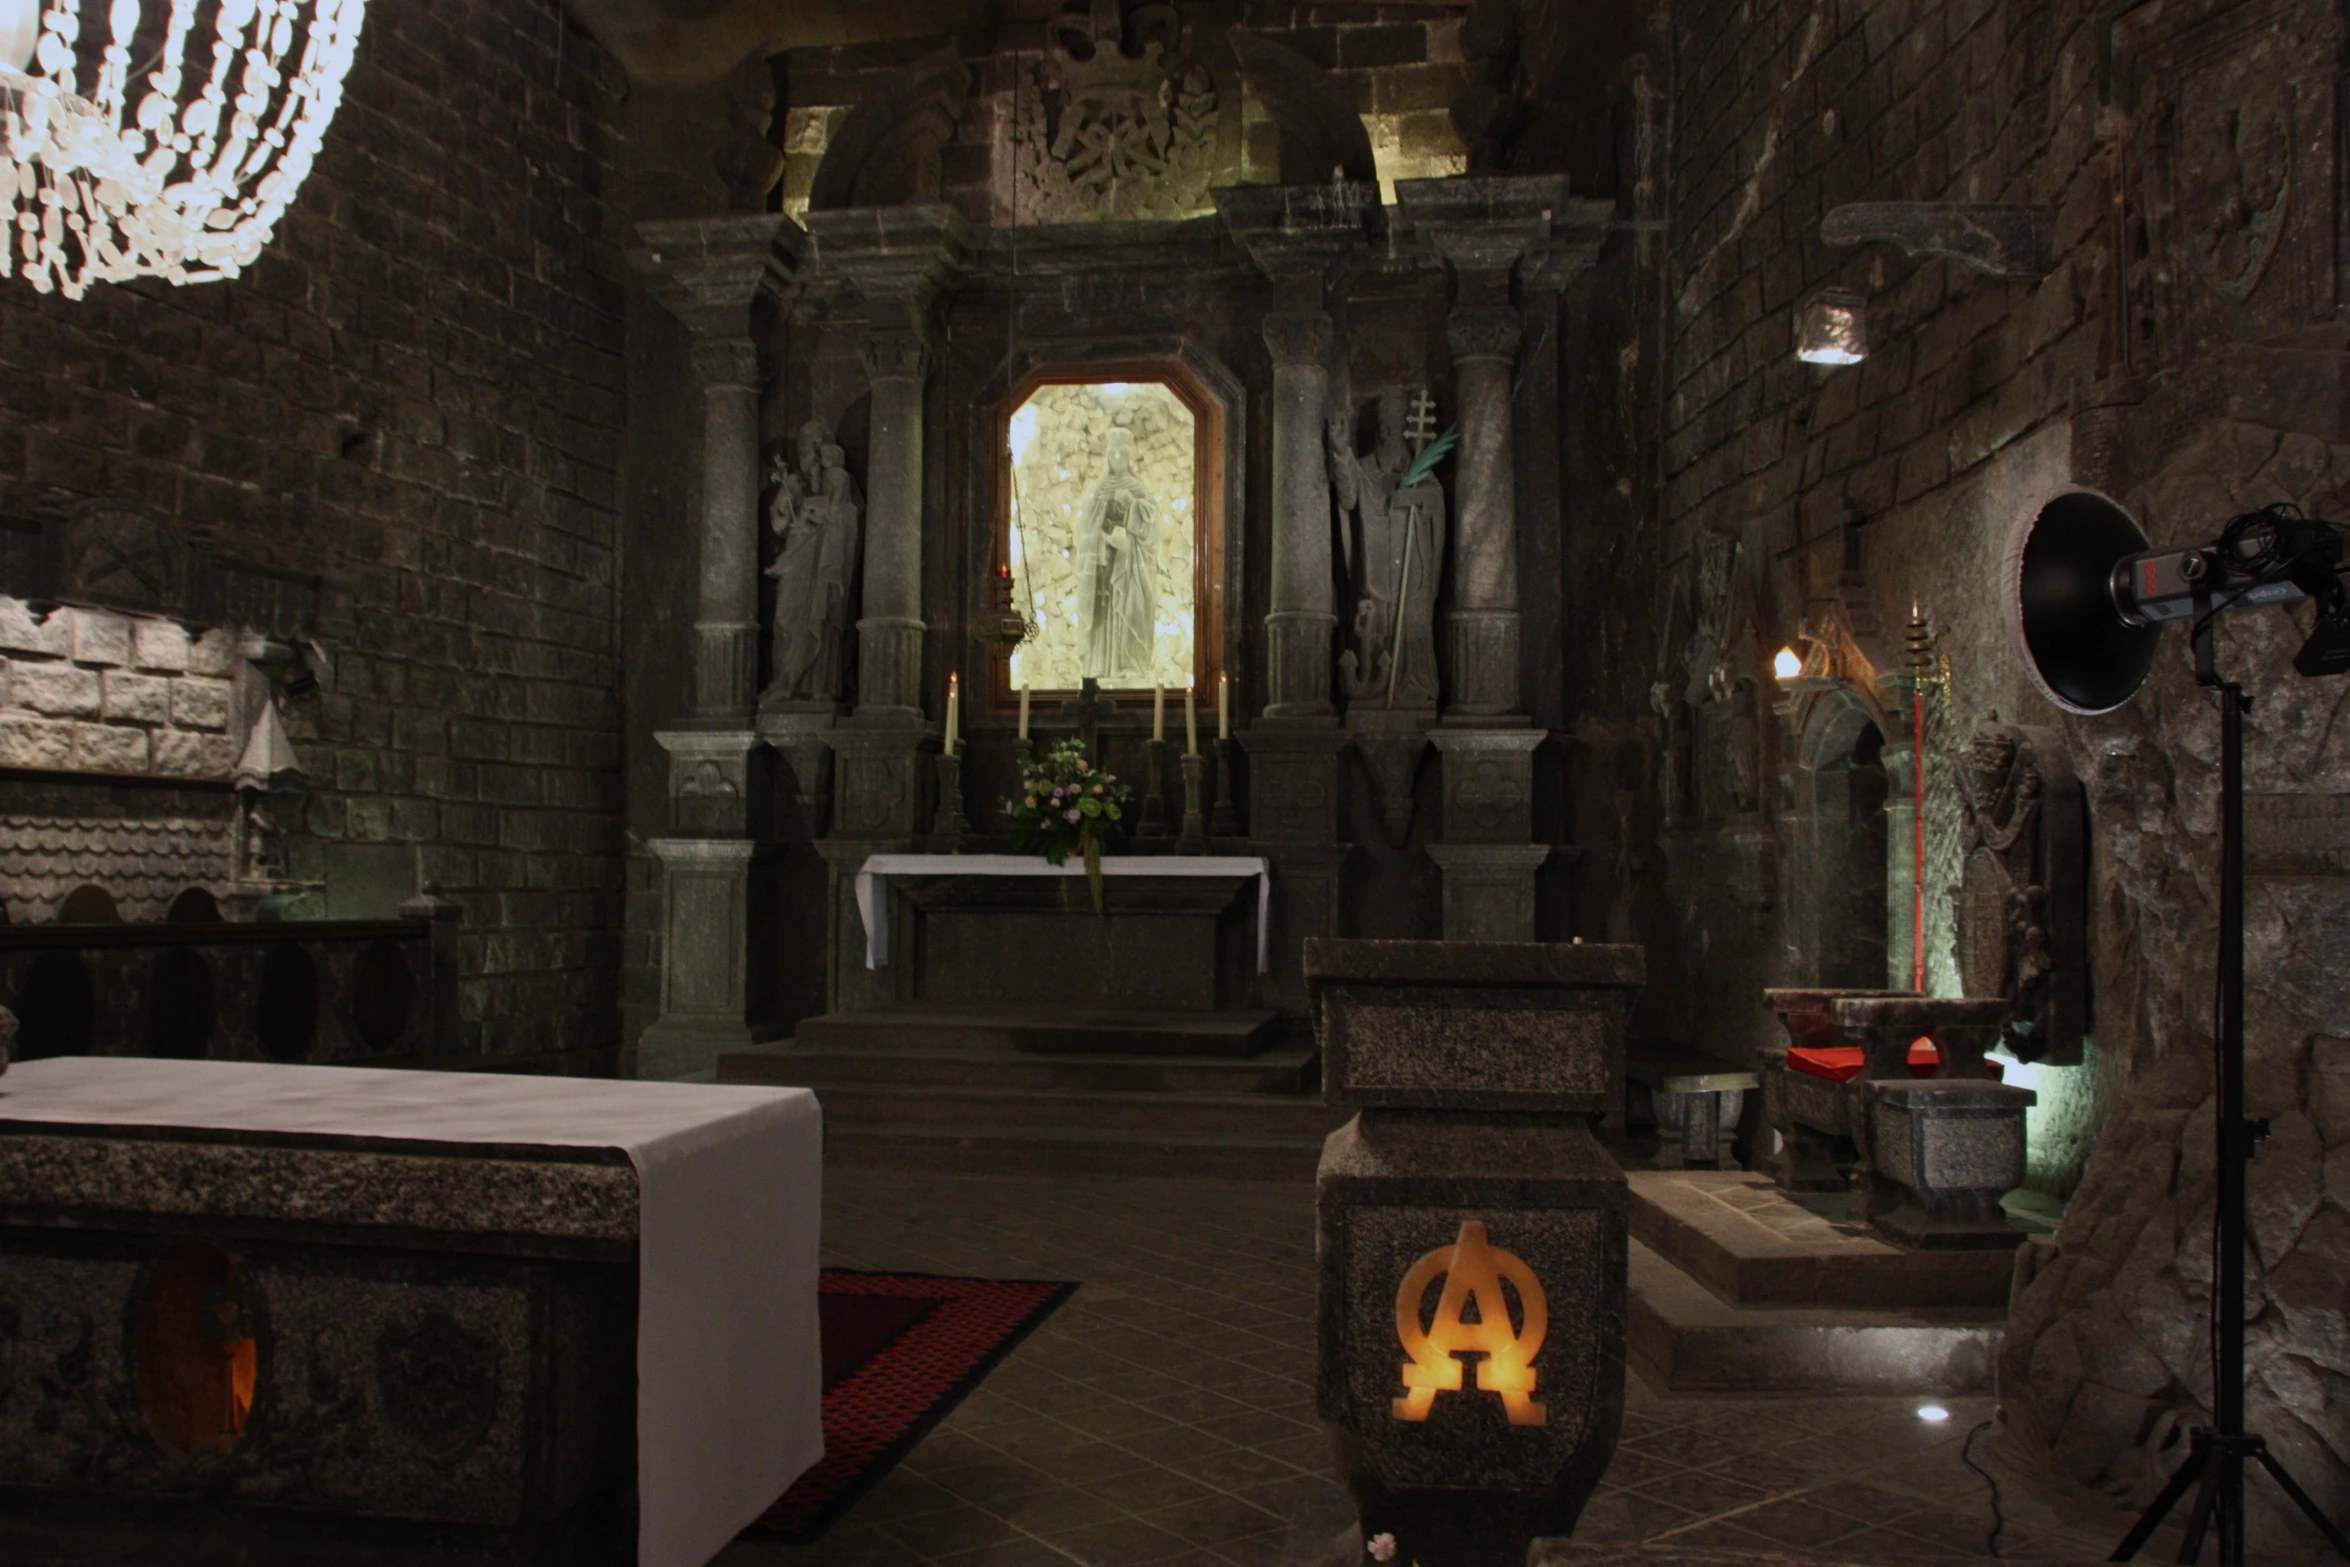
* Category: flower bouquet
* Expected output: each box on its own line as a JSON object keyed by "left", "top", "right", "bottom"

{"left": 1002, "top": 738, "right": 1134, "bottom": 913}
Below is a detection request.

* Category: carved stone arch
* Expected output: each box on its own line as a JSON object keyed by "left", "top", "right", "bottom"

{"left": 807, "top": 44, "right": 973, "bottom": 211}
{"left": 1784, "top": 682, "right": 1896, "bottom": 991}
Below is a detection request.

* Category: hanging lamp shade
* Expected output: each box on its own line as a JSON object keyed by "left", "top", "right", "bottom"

{"left": 0, "top": 0, "right": 365, "bottom": 299}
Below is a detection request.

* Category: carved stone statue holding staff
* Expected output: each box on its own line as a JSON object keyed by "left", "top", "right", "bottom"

{"left": 1330, "top": 386, "right": 1451, "bottom": 710}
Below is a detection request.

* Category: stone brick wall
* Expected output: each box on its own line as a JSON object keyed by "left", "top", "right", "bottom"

{"left": 0, "top": 600, "right": 243, "bottom": 782}
{"left": 0, "top": 0, "right": 631, "bottom": 1069}
{"left": 1641, "top": 0, "right": 2350, "bottom": 1533}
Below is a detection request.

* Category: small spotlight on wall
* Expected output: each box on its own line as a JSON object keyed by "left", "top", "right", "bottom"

{"left": 1773, "top": 646, "right": 1805, "bottom": 682}
{"left": 1916, "top": 1404, "right": 1951, "bottom": 1423}
{"left": 1797, "top": 289, "right": 1870, "bottom": 365}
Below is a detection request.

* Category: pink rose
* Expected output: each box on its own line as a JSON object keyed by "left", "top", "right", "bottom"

{"left": 1064, "top": 808, "right": 1082, "bottom": 823}
{"left": 1367, "top": 1534, "right": 1397, "bottom": 1563}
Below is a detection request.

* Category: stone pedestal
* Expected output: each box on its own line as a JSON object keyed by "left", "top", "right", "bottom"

{"left": 639, "top": 837, "right": 786, "bottom": 1079}
{"left": 756, "top": 703, "right": 838, "bottom": 835}
{"left": 1349, "top": 708, "right": 1434, "bottom": 849}
{"left": 1238, "top": 727, "right": 1347, "bottom": 842}
{"left": 1307, "top": 939, "right": 1642, "bottom": 1567}
{"left": 1428, "top": 726, "right": 1548, "bottom": 940}
{"left": 823, "top": 724, "right": 939, "bottom": 840}
{"left": 1866, "top": 1080, "right": 2037, "bottom": 1249}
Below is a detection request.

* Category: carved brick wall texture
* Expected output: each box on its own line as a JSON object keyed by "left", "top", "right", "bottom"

{"left": 0, "top": 0, "right": 630, "bottom": 1067}
{"left": 1648, "top": 0, "right": 2350, "bottom": 1536}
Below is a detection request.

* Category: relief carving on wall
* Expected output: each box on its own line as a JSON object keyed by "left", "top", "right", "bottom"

{"left": 1954, "top": 721, "right": 2087, "bottom": 1065}
{"left": 2113, "top": 0, "right": 2341, "bottom": 363}
{"left": 377, "top": 1311, "right": 499, "bottom": 1466}
{"left": 1011, "top": 0, "right": 1223, "bottom": 223}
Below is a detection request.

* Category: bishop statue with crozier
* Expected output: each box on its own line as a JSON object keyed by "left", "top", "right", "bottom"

{"left": 1331, "top": 386, "right": 1447, "bottom": 710}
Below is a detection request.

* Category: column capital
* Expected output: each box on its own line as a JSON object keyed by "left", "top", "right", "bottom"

{"left": 690, "top": 335, "right": 762, "bottom": 392}
{"left": 858, "top": 331, "right": 937, "bottom": 385}
{"left": 633, "top": 214, "right": 807, "bottom": 341}
{"left": 807, "top": 203, "right": 968, "bottom": 335}
{"left": 1263, "top": 310, "right": 1334, "bottom": 367}
{"left": 1445, "top": 305, "right": 1521, "bottom": 364}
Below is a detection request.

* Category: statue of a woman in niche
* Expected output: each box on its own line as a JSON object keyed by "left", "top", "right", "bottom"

{"left": 765, "top": 419, "right": 862, "bottom": 703}
{"left": 1329, "top": 386, "right": 1444, "bottom": 709}
{"left": 1073, "top": 425, "right": 1158, "bottom": 683}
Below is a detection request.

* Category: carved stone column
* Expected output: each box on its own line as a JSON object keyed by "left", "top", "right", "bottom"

{"left": 1263, "top": 309, "right": 1339, "bottom": 719}
{"left": 633, "top": 215, "right": 805, "bottom": 1078}
{"left": 1444, "top": 304, "right": 1523, "bottom": 719}
{"left": 854, "top": 330, "right": 935, "bottom": 720}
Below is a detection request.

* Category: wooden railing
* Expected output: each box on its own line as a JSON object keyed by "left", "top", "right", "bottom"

{"left": 0, "top": 896, "right": 460, "bottom": 1065}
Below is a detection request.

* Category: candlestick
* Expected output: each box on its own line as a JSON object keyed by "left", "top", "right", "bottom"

{"left": 1139, "top": 738, "right": 1170, "bottom": 839}
{"left": 1177, "top": 751, "right": 1206, "bottom": 853}
{"left": 1152, "top": 684, "right": 1165, "bottom": 744}
{"left": 1018, "top": 679, "right": 1030, "bottom": 741}
{"left": 945, "top": 671, "right": 960, "bottom": 756}
{"left": 1211, "top": 735, "right": 1241, "bottom": 837}
{"left": 1217, "top": 672, "right": 1230, "bottom": 740}
{"left": 1184, "top": 679, "right": 1198, "bottom": 757}
{"left": 930, "top": 750, "right": 969, "bottom": 850}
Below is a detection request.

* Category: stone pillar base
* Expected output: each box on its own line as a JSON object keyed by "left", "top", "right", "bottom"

{"left": 1238, "top": 726, "right": 1347, "bottom": 840}
{"left": 1430, "top": 725, "right": 1543, "bottom": 841}
{"left": 641, "top": 837, "right": 785, "bottom": 1080}
{"left": 1265, "top": 609, "right": 1338, "bottom": 719}
{"left": 854, "top": 615, "right": 927, "bottom": 720}
{"left": 823, "top": 723, "right": 938, "bottom": 840}
{"left": 1427, "top": 842, "right": 1551, "bottom": 941}
{"left": 1444, "top": 608, "right": 1521, "bottom": 719}
{"left": 655, "top": 728, "right": 770, "bottom": 838}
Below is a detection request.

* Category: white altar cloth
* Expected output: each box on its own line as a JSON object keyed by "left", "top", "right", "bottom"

{"left": 854, "top": 853, "right": 1272, "bottom": 973}
{"left": 0, "top": 1057, "right": 823, "bottom": 1567}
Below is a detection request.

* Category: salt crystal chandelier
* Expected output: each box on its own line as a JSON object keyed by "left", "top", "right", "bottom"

{"left": 0, "top": 0, "right": 365, "bottom": 299}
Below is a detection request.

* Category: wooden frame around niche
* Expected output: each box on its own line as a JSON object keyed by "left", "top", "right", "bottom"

{"left": 989, "top": 358, "right": 1228, "bottom": 711}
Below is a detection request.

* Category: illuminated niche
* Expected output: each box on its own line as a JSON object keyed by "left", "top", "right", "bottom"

{"left": 133, "top": 1239, "right": 259, "bottom": 1458}
{"left": 999, "top": 368, "right": 1223, "bottom": 696}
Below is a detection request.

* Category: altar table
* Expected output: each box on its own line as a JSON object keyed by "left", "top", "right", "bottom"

{"left": 0, "top": 1058, "right": 823, "bottom": 1567}
{"left": 855, "top": 853, "right": 1272, "bottom": 973}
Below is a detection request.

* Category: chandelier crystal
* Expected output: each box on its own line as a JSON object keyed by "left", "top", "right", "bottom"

{"left": 0, "top": 0, "right": 365, "bottom": 299}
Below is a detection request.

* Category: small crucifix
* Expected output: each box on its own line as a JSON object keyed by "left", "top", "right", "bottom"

{"left": 1064, "top": 676, "right": 1118, "bottom": 763}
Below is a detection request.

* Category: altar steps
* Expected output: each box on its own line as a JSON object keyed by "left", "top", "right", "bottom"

{"left": 717, "top": 1038, "right": 1342, "bottom": 1180}
{"left": 792, "top": 1004, "right": 1283, "bottom": 1059}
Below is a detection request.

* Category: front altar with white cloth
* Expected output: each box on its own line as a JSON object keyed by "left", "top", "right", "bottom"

{"left": 0, "top": 1058, "right": 823, "bottom": 1567}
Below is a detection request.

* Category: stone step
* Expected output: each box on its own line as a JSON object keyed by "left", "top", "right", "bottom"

{"left": 794, "top": 1004, "right": 1284, "bottom": 1058}
{"left": 822, "top": 1122, "right": 1328, "bottom": 1182}
{"left": 807, "top": 1081, "right": 1349, "bottom": 1139}
{"left": 1627, "top": 1169, "right": 2017, "bottom": 1310}
{"left": 718, "top": 1040, "right": 1318, "bottom": 1095}
{"left": 1627, "top": 1238, "right": 2002, "bottom": 1395}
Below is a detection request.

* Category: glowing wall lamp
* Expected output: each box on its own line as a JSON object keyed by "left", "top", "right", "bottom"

{"left": 1797, "top": 288, "right": 1870, "bottom": 365}
{"left": 0, "top": 0, "right": 368, "bottom": 299}
{"left": 1772, "top": 645, "right": 1804, "bottom": 682}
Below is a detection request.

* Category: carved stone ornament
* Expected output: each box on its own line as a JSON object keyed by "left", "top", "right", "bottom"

{"left": 807, "top": 44, "right": 973, "bottom": 211}
{"left": 1681, "top": 529, "right": 1740, "bottom": 706}
{"left": 690, "top": 336, "right": 762, "bottom": 391}
{"left": 1013, "top": 1, "right": 1223, "bottom": 223}
{"left": 376, "top": 1311, "right": 500, "bottom": 1466}
{"left": 858, "top": 333, "right": 936, "bottom": 385}
{"left": 1445, "top": 306, "right": 1522, "bottom": 363}
{"left": 60, "top": 504, "right": 187, "bottom": 614}
{"left": 714, "top": 49, "right": 786, "bottom": 213}
{"left": 1953, "top": 721, "right": 2086, "bottom": 1065}
{"left": 1261, "top": 311, "right": 1332, "bottom": 367}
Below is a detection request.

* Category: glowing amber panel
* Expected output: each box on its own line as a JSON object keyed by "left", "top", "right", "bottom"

{"left": 133, "top": 1239, "right": 258, "bottom": 1458}
{"left": 1391, "top": 1220, "right": 1549, "bottom": 1426}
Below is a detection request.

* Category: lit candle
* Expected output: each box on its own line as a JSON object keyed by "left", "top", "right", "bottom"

{"left": 1018, "top": 677, "right": 1030, "bottom": 741}
{"left": 1152, "top": 684, "right": 1165, "bottom": 744}
{"left": 1184, "top": 679, "right": 1198, "bottom": 757}
{"left": 1217, "top": 672, "right": 1230, "bottom": 740}
{"left": 945, "top": 672, "right": 960, "bottom": 756}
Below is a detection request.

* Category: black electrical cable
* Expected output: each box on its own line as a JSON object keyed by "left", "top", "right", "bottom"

{"left": 1961, "top": 1419, "right": 2007, "bottom": 1558}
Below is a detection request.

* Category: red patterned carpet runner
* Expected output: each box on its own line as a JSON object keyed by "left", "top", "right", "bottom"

{"left": 742, "top": 1269, "right": 1078, "bottom": 1544}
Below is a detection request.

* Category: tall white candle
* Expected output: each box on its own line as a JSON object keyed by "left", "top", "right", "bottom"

{"left": 1152, "top": 684, "right": 1165, "bottom": 743}
{"left": 1184, "top": 680, "right": 1198, "bottom": 757}
{"left": 1018, "top": 678, "right": 1030, "bottom": 741}
{"left": 1217, "top": 672, "right": 1230, "bottom": 740}
{"left": 945, "top": 672, "right": 960, "bottom": 756}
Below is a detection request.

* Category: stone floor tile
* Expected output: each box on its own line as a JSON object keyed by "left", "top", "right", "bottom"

{"left": 930, "top": 1457, "right": 1080, "bottom": 1513}
{"left": 876, "top": 1502, "right": 1027, "bottom": 1558}
{"left": 1193, "top": 1407, "right": 1318, "bottom": 1450}
{"left": 1624, "top": 1465, "right": 1773, "bottom": 1516}
{"left": 1134, "top": 1492, "right": 1290, "bottom": 1548}
{"left": 1568, "top": 1487, "right": 1702, "bottom": 1544}
{"left": 929, "top": 1538, "right": 1084, "bottom": 1567}
{"left": 1163, "top": 1440, "right": 1314, "bottom": 1492}
{"left": 1079, "top": 1461, "right": 1225, "bottom": 1513}
{"left": 1114, "top": 1424, "right": 1243, "bottom": 1468}
{"left": 1033, "top": 1515, "right": 1199, "bottom": 1565}
{"left": 1723, "top": 1495, "right": 1880, "bottom": 1551}
{"left": 1828, "top": 1523, "right": 1980, "bottom": 1559}
{"left": 990, "top": 1482, "right": 1135, "bottom": 1534}
{"left": 1132, "top": 1386, "right": 1259, "bottom": 1424}
{"left": 860, "top": 1470, "right": 975, "bottom": 1521}
{"left": 1619, "top": 1423, "right": 1737, "bottom": 1470}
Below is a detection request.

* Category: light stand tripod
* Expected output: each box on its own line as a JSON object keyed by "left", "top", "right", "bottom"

{"left": 2109, "top": 609, "right": 2350, "bottom": 1566}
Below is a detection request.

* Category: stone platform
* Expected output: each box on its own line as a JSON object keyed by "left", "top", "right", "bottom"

{"left": 719, "top": 1029, "right": 1342, "bottom": 1180}
{"left": 794, "top": 1002, "right": 1282, "bottom": 1057}
{"left": 1625, "top": 1172, "right": 2008, "bottom": 1394}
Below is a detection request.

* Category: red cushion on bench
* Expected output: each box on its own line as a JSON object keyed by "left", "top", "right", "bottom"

{"left": 1786, "top": 1037, "right": 1945, "bottom": 1082}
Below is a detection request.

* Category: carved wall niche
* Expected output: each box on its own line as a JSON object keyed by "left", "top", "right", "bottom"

{"left": 2113, "top": 0, "right": 2343, "bottom": 364}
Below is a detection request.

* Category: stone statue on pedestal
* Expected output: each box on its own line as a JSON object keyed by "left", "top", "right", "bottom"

{"left": 765, "top": 419, "right": 863, "bottom": 705}
{"left": 1330, "top": 387, "right": 1444, "bottom": 710}
{"left": 1074, "top": 426, "right": 1159, "bottom": 685}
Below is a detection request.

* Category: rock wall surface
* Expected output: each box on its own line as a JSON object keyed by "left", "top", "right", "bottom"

{"left": 1629, "top": 0, "right": 2350, "bottom": 1532}
{"left": 0, "top": 0, "right": 632, "bottom": 1068}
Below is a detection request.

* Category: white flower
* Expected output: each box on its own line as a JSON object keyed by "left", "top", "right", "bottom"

{"left": 1367, "top": 1534, "right": 1397, "bottom": 1563}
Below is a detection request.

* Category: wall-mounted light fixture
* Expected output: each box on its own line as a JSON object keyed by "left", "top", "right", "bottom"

{"left": 1772, "top": 646, "right": 1805, "bottom": 682}
{"left": 1796, "top": 289, "right": 1870, "bottom": 365}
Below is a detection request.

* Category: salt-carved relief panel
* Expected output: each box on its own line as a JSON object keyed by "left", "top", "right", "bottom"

{"left": 1007, "top": 0, "right": 1230, "bottom": 224}
{"left": 2115, "top": 0, "right": 2344, "bottom": 363}
{"left": 1004, "top": 376, "right": 1202, "bottom": 692}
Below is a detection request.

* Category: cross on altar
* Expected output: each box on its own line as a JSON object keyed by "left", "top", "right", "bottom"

{"left": 1064, "top": 676, "right": 1118, "bottom": 761}
{"left": 1404, "top": 386, "right": 1439, "bottom": 454}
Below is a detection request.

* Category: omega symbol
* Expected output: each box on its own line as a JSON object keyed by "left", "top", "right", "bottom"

{"left": 1390, "top": 1220, "right": 1548, "bottom": 1426}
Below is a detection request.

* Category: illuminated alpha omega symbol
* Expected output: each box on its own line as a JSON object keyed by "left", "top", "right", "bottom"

{"left": 1391, "top": 1221, "right": 1549, "bottom": 1427}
